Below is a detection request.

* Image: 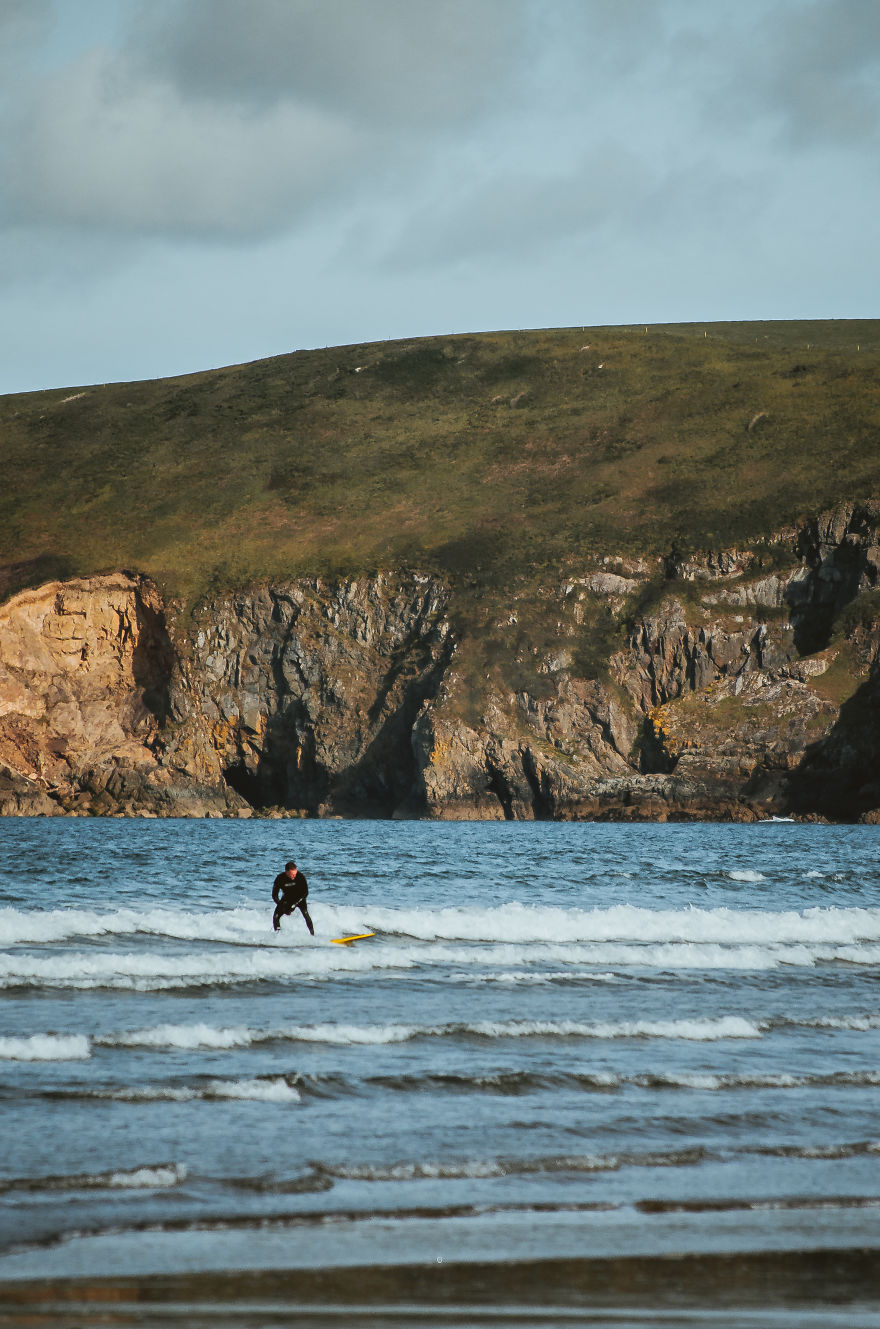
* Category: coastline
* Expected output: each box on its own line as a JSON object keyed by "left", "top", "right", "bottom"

{"left": 2, "top": 1248, "right": 879, "bottom": 1325}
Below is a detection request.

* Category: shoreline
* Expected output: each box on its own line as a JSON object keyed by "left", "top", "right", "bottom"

{"left": 2, "top": 1248, "right": 879, "bottom": 1320}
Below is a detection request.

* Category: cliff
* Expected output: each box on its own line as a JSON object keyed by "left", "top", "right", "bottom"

{"left": 3, "top": 502, "right": 879, "bottom": 821}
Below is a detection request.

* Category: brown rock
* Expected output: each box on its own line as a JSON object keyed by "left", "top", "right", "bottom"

{"left": 3, "top": 502, "right": 880, "bottom": 822}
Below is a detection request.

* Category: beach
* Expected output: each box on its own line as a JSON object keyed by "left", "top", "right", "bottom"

{"left": 3, "top": 1248, "right": 880, "bottom": 1326}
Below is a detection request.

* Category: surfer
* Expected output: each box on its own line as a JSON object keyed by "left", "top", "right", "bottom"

{"left": 271, "top": 860, "right": 314, "bottom": 935}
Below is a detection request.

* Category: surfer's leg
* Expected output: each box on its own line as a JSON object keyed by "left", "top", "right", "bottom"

{"left": 273, "top": 901, "right": 291, "bottom": 932}
{"left": 298, "top": 902, "right": 315, "bottom": 936}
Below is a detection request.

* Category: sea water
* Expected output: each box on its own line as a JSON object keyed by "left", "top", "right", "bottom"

{"left": 0, "top": 817, "right": 879, "bottom": 1282}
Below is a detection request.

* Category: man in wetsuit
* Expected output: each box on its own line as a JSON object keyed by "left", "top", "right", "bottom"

{"left": 271, "top": 860, "right": 314, "bottom": 935}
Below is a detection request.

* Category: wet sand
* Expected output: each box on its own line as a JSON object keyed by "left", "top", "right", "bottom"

{"left": 1, "top": 1248, "right": 879, "bottom": 1327}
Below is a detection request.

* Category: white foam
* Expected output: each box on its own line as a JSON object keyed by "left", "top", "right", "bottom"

{"left": 6, "top": 935, "right": 880, "bottom": 995}
{"left": 324, "top": 1155, "right": 619, "bottom": 1181}
{"left": 280, "top": 1022, "right": 419, "bottom": 1045}
{"left": 462, "top": 970, "right": 620, "bottom": 986}
{"left": 207, "top": 1078, "right": 300, "bottom": 1103}
{"left": 0, "top": 905, "right": 281, "bottom": 947}
{"left": 0, "top": 1163, "right": 188, "bottom": 1194}
{"left": 106, "top": 1078, "right": 301, "bottom": 1104}
{"left": 101, "top": 1023, "right": 256, "bottom": 1050}
{"left": 106, "top": 1164, "right": 187, "bottom": 1189}
{"left": 69, "top": 1011, "right": 765, "bottom": 1058}
{"left": 779, "top": 1143, "right": 880, "bottom": 1160}
{"left": 339, "top": 900, "right": 880, "bottom": 947}
{"left": 642, "top": 1069, "right": 880, "bottom": 1090}
{"left": 728, "top": 870, "right": 766, "bottom": 882}
{"left": 329, "top": 1159, "right": 508, "bottom": 1181}
{"left": 7, "top": 900, "right": 880, "bottom": 950}
{"left": 4, "top": 901, "right": 880, "bottom": 989}
{"left": 807, "top": 1013, "right": 880, "bottom": 1031}
{"left": 0, "top": 944, "right": 413, "bottom": 990}
{"left": 613, "top": 1017, "right": 759, "bottom": 1040}
{"left": 203, "top": 1014, "right": 761, "bottom": 1047}
{"left": 4, "top": 935, "right": 878, "bottom": 987}
{"left": 0, "top": 1033, "right": 90, "bottom": 1061}
{"left": 465, "top": 1016, "right": 760, "bottom": 1041}
{"left": 322, "top": 1149, "right": 707, "bottom": 1182}
{"left": 656, "top": 1072, "right": 726, "bottom": 1090}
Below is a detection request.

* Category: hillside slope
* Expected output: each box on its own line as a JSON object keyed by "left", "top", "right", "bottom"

{"left": 2, "top": 321, "right": 880, "bottom": 821}
{"left": 3, "top": 319, "right": 879, "bottom": 600}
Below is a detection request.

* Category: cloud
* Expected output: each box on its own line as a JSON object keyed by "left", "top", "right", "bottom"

{"left": 4, "top": 47, "right": 361, "bottom": 238}
{"left": 132, "top": 0, "right": 522, "bottom": 124}
{"left": 10, "top": 0, "right": 876, "bottom": 258}
{"left": 1, "top": 0, "right": 878, "bottom": 380}
{"left": 0, "top": 0, "right": 53, "bottom": 46}
{"left": 0, "top": 0, "right": 53, "bottom": 89}
{"left": 775, "top": 0, "right": 880, "bottom": 145}
{"left": 0, "top": 0, "right": 531, "bottom": 243}
{"left": 713, "top": 0, "right": 880, "bottom": 147}
{"left": 388, "top": 144, "right": 653, "bottom": 267}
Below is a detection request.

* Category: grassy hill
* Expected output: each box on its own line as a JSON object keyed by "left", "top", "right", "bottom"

{"left": 2, "top": 320, "right": 879, "bottom": 610}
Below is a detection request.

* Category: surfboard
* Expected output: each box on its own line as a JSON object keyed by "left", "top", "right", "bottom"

{"left": 330, "top": 932, "right": 375, "bottom": 946}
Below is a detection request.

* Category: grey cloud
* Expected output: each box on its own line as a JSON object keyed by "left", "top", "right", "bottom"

{"left": 772, "top": 0, "right": 880, "bottom": 144}
{"left": 1, "top": 0, "right": 531, "bottom": 243}
{"left": 0, "top": 0, "right": 52, "bottom": 43}
{"left": 543, "top": 0, "right": 670, "bottom": 70}
{"left": 0, "top": 0, "right": 703, "bottom": 251}
{"left": 3, "top": 47, "right": 361, "bottom": 238}
{"left": 4, "top": 0, "right": 875, "bottom": 262}
{"left": 715, "top": 0, "right": 880, "bottom": 146}
{"left": 388, "top": 144, "right": 653, "bottom": 267}
{"left": 0, "top": 220, "right": 137, "bottom": 288}
{"left": 0, "top": 0, "right": 53, "bottom": 83}
{"left": 132, "top": 0, "right": 524, "bottom": 124}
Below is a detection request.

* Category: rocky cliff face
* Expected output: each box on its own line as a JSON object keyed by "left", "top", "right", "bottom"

{"left": 2, "top": 504, "right": 880, "bottom": 821}
{"left": 0, "top": 576, "right": 172, "bottom": 816}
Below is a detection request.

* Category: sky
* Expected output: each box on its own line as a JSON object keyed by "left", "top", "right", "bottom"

{"left": 1, "top": 0, "right": 878, "bottom": 394}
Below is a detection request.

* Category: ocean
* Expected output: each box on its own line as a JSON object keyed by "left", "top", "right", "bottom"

{"left": 1, "top": 816, "right": 879, "bottom": 1323}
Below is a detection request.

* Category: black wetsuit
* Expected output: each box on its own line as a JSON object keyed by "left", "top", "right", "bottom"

{"left": 272, "top": 870, "right": 314, "bottom": 935}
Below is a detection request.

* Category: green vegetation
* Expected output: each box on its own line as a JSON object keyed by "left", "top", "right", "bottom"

{"left": 2, "top": 319, "right": 879, "bottom": 614}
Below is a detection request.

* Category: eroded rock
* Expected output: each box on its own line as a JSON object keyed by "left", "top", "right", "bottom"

{"left": 2, "top": 503, "right": 879, "bottom": 821}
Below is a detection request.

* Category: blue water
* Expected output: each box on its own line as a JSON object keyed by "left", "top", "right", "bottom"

{"left": 1, "top": 818, "right": 879, "bottom": 1281}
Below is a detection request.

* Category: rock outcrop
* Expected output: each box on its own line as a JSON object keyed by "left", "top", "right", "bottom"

{"left": 2, "top": 503, "right": 880, "bottom": 821}
{"left": 0, "top": 576, "right": 177, "bottom": 817}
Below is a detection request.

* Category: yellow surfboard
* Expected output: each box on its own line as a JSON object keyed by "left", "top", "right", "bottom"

{"left": 330, "top": 932, "right": 375, "bottom": 946}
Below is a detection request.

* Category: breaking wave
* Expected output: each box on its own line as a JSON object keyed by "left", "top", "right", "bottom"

{"left": 7, "top": 1139, "right": 879, "bottom": 1207}
{"left": 98, "top": 1023, "right": 256, "bottom": 1051}
{"left": 0, "top": 1164, "right": 187, "bottom": 1194}
{"left": 91, "top": 1077, "right": 302, "bottom": 1104}
{"left": 14, "top": 1005, "right": 880, "bottom": 1063}
{"left": 317, "top": 1145, "right": 710, "bottom": 1183}
{"left": 0, "top": 1034, "right": 90, "bottom": 1061}
{"left": 2, "top": 900, "right": 880, "bottom": 996}
{"left": 0, "top": 905, "right": 274, "bottom": 947}
{"left": 229, "top": 1015, "right": 763, "bottom": 1044}
{"left": 32, "top": 1065, "right": 880, "bottom": 1108}
{"left": 4, "top": 900, "right": 880, "bottom": 951}
{"left": 364, "top": 1067, "right": 880, "bottom": 1096}
{"left": 0, "top": 946, "right": 414, "bottom": 991}
{"left": 75, "top": 1014, "right": 764, "bottom": 1057}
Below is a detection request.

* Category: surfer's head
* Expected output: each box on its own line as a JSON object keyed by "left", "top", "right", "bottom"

{"left": 284, "top": 860, "right": 297, "bottom": 874}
